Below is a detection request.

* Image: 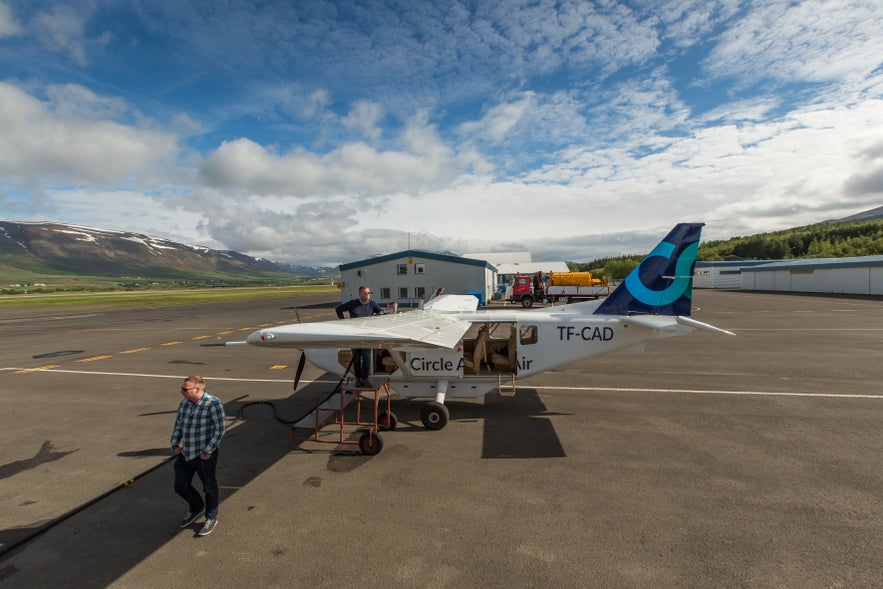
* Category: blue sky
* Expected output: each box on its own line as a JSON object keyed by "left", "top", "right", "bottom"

{"left": 1, "top": 1, "right": 882, "bottom": 266}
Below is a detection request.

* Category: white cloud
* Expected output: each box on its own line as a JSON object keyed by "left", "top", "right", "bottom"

{"left": 199, "top": 112, "right": 460, "bottom": 198}
{"left": 706, "top": 1, "right": 883, "bottom": 85}
{"left": 342, "top": 100, "right": 384, "bottom": 141}
{"left": 458, "top": 93, "right": 533, "bottom": 143}
{"left": 29, "top": 3, "right": 109, "bottom": 67}
{"left": 0, "top": 1, "right": 21, "bottom": 37}
{"left": 0, "top": 82, "right": 178, "bottom": 186}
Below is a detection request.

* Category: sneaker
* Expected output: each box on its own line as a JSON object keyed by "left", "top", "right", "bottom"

{"left": 179, "top": 508, "right": 204, "bottom": 528}
{"left": 198, "top": 518, "right": 217, "bottom": 536}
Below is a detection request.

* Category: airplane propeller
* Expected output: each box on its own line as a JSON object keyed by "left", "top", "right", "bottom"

{"left": 293, "top": 352, "right": 306, "bottom": 391}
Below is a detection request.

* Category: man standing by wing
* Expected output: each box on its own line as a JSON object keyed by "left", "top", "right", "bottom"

{"left": 336, "top": 285, "right": 386, "bottom": 387}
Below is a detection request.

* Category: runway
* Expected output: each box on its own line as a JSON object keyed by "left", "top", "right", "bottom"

{"left": 0, "top": 290, "right": 882, "bottom": 588}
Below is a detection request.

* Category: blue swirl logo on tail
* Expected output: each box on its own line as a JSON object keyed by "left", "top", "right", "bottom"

{"left": 624, "top": 240, "right": 699, "bottom": 306}
{"left": 596, "top": 223, "right": 703, "bottom": 317}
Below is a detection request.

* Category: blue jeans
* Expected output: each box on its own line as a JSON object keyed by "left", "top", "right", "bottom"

{"left": 352, "top": 348, "right": 371, "bottom": 380}
{"left": 173, "top": 451, "right": 219, "bottom": 519}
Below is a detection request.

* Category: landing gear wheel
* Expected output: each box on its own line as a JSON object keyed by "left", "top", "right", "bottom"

{"left": 378, "top": 411, "right": 398, "bottom": 431}
{"left": 358, "top": 430, "right": 384, "bottom": 455}
{"left": 421, "top": 401, "right": 450, "bottom": 430}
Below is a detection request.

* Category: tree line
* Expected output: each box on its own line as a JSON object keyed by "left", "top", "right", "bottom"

{"left": 568, "top": 220, "right": 883, "bottom": 279}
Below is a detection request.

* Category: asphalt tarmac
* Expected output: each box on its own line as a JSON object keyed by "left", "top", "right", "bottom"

{"left": 0, "top": 290, "right": 881, "bottom": 588}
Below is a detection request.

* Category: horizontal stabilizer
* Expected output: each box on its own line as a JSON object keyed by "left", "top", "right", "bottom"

{"left": 422, "top": 294, "right": 480, "bottom": 312}
{"left": 676, "top": 315, "right": 736, "bottom": 336}
{"left": 623, "top": 314, "right": 735, "bottom": 336}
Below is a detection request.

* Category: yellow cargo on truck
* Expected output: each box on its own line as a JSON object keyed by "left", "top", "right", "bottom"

{"left": 508, "top": 271, "right": 609, "bottom": 308}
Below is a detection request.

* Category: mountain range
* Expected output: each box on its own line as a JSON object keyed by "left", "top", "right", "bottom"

{"left": 2, "top": 207, "right": 880, "bottom": 285}
{"left": 0, "top": 221, "right": 337, "bottom": 282}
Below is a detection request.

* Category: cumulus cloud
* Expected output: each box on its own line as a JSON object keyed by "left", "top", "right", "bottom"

{"left": 199, "top": 111, "right": 462, "bottom": 198}
{"left": 0, "top": 82, "right": 178, "bottom": 186}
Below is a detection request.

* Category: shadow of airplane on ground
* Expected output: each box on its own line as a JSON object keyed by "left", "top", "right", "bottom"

{"left": 0, "top": 376, "right": 570, "bottom": 585}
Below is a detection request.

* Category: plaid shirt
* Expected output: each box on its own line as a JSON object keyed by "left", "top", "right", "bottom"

{"left": 170, "top": 392, "right": 225, "bottom": 461}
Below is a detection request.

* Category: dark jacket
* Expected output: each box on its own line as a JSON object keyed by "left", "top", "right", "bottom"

{"left": 335, "top": 298, "right": 385, "bottom": 319}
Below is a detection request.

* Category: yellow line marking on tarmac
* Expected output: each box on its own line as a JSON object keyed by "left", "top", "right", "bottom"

{"left": 160, "top": 341, "right": 182, "bottom": 346}
{"left": 270, "top": 365, "right": 288, "bottom": 370}
{"left": 15, "top": 365, "right": 59, "bottom": 373}
{"left": 16, "top": 369, "right": 313, "bottom": 383}
{"left": 76, "top": 355, "right": 112, "bottom": 363}
{"left": 120, "top": 348, "right": 150, "bottom": 354}
{"left": 217, "top": 330, "right": 234, "bottom": 335}
{"left": 191, "top": 335, "right": 211, "bottom": 340}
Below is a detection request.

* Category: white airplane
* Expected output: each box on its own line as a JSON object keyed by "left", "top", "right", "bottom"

{"left": 225, "top": 223, "right": 734, "bottom": 432}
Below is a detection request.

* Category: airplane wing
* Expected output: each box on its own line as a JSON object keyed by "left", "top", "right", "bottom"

{"left": 245, "top": 310, "right": 473, "bottom": 351}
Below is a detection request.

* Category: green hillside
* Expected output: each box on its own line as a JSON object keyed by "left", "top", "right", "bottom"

{"left": 0, "top": 253, "right": 328, "bottom": 294}
{"left": 569, "top": 220, "right": 883, "bottom": 279}
{"left": 697, "top": 220, "right": 883, "bottom": 260}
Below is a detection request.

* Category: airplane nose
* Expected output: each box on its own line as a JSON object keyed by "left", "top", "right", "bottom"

{"left": 246, "top": 330, "right": 275, "bottom": 345}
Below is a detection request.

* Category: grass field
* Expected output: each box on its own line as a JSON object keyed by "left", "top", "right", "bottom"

{"left": 0, "top": 284, "right": 339, "bottom": 309}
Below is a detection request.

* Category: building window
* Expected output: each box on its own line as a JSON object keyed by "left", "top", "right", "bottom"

{"left": 415, "top": 286, "right": 426, "bottom": 299}
{"left": 380, "top": 287, "right": 391, "bottom": 299}
{"left": 396, "top": 263, "right": 408, "bottom": 275}
{"left": 415, "top": 263, "right": 425, "bottom": 274}
{"left": 398, "top": 287, "right": 408, "bottom": 299}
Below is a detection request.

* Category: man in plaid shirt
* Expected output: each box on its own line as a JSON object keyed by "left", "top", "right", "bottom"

{"left": 170, "top": 375, "right": 225, "bottom": 536}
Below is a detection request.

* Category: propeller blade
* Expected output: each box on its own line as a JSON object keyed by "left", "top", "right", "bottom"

{"left": 293, "top": 352, "right": 307, "bottom": 391}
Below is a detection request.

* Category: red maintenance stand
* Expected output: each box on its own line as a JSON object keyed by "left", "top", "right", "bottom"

{"left": 292, "top": 379, "right": 397, "bottom": 455}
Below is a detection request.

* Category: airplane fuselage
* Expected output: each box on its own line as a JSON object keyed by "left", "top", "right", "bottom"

{"left": 303, "top": 306, "right": 666, "bottom": 398}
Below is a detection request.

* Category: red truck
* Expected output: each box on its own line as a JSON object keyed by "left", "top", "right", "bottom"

{"left": 507, "top": 271, "right": 610, "bottom": 308}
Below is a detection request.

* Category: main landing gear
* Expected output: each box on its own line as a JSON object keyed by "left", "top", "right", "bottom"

{"left": 420, "top": 380, "right": 450, "bottom": 430}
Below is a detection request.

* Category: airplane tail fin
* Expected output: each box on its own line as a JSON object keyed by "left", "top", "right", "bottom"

{"left": 594, "top": 223, "right": 704, "bottom": 317}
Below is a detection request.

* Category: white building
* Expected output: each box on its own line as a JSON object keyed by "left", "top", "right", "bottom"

{"left": 694, "top": 261, "right": 778, "bottom": 289}
{"left": 339, "top": 250, "right": 497, "bottom": 307}
{"left": 740, "top": 256, "right": 883, "bottom": 295}
{"left": 464, "top": 252, "right": 570, "bottom": 299}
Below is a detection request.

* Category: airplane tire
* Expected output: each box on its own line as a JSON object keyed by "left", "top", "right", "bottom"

{"left": 421, "top": 402, "right": 449, "bottom": 430}
{"left": 359, "top": 430, "right": 384, "bottom": 455}
{"left": 378, "top": 411, "right": 398, "bottom": 431}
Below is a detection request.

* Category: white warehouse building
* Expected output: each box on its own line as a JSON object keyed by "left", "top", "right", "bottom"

{"left": 694, "top": 261, "right": 779, "bottom": 289}
{"left": 740, "top": 256, "right": 883, "bottom": 295}
{"left": 338, "top": 250, "right": 497, "bottom": 307}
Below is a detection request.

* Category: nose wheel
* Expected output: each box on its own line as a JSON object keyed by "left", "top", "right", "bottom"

{"left": 420, "top": 401, "right": 449, "bottom": 430}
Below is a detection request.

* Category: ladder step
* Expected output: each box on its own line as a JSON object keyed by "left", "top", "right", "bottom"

{"left": 292, "top": 390, "right": 359, "bottom": 429}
